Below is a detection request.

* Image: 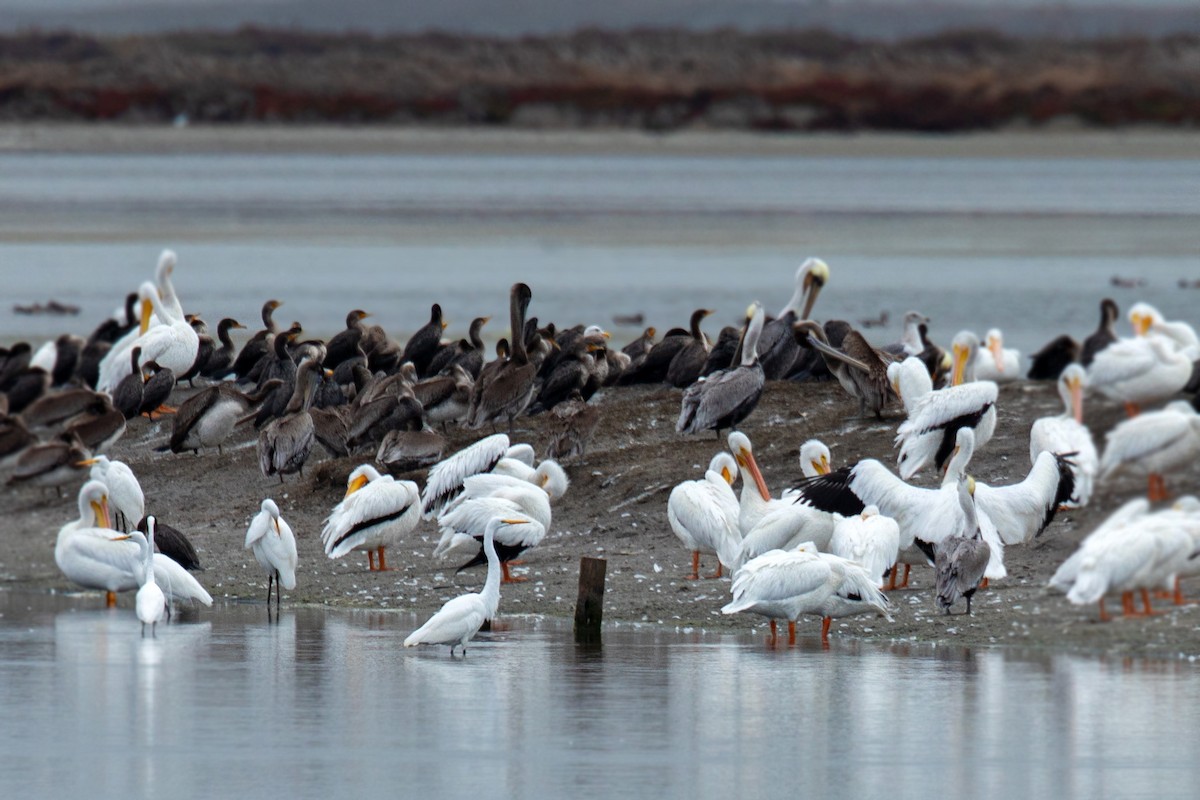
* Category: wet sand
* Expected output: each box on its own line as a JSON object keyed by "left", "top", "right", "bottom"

{"left": 5, "top": 377, "right": 1199, "bottom": 656}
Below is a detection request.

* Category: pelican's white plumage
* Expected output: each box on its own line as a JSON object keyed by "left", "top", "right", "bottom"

{"left": 420, "top": 434, "right": 513, "bottom": 519}
{"left": 827, "top": 506, "right": 901, "bottom": 587}
{"left": 1129, "top": 302, "right": 1200, "bottom": 351}
{"left": 895, "top": 332, "right": 997, "bottom": 480}
{"left": 1099, "top": 400, "right": 1200, "bottom": 500}
{"left": 80, "top": 455, "right": 145, "bottom": 531}
{"left": 1086, "top": 334, "right": 1192, "bottom": 412}
{"left": 722, "top": 542, "right": 890, "bottom": 644}
{"left": 97, "top": 281, "right": 159, "bottom": 391}
{"left": 321, "top": 465, "right": 420, "bottom": 568}
{"left": 56, "top": 481, "right": 212, "bottom": 607}
{"left": 1048, "top": 498, "right": 1150, "bottom": 595}
{"left": 974, "top": 328, "right": 1020, "bottom": 382}
{"left": 245, "top": 499, "right": 298, "bottom": 606}
{"left": 433, "top": 475, "right": 551, "bottom": 580}
{"left": 667, "top": 452, "right": 741, "bottom": 578}
{"left": 134, "top": 518, "right": 166, "bottom": 636}
{"left": 406, "top": 517, "right": 524, "bottom": 655}
{"left": 888, "top": 356, "right": 933, "bottom": 415}
{"left": 792, "top": 428, "right": 1006, "bottom": 581}
{"left": 1030, "top": 364, "right": 1097, "bottom": 507}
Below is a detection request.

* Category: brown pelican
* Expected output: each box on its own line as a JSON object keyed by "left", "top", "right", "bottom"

{"left": 402, "top": 303, "right": 448, "bottom": 377}
{"left": 666, "top": 309, "right": 714, "bottom": 388}
{"left": 376, "top": 428, "right": 446, "bottom": 473}
{"left": 935, "top": 477, "right": 992, "bottom": 615}
{"left": 18, "top": 386, "right": 107, "bottom": 431}
{"left": 1081, "top": 298, "right": 1119, "bottom": 367}
{"left": 324, "top": 309, "right": 371, "bottom": 370}
{"left": 7, "top": 432, "right": 91, "bottom": 495}
{"left": 797, "top": 321, "right": 898, "bottom": 418}
{"left": 545, "top": 389, "right": 601, "bottom": 460}
{"left": 200, "top": 318, "right": 247, "bottom": 380}
{"left": 470, "top": 283, "right": 536, "bottom": 431}
{"left": 677, "top": 303, "right": 765, "bottom": 436}
{"left": 414, "top": 364, "right": 474, "bottom": 431}
{"left": 758, "top": 258, "right": 829, "bottom": 380}
{"left": 171, "top": 379, "right": 281, "bottom": 455}
{"left": 258, "top": 359, "right": 321, "bottom": 482}
{"left": 232, "top": 299, "right": 282, "bottom": 380}
{"left": 0, "top": 414, "right": 36, "bottom": 468}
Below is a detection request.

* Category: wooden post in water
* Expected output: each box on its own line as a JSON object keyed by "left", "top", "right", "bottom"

{"left": 574, "top": 557, "right": 606, "bottom": 638}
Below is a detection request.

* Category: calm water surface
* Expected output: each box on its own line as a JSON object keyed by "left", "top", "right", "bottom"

{"left": 1, "top": 592, "right": 1198, "bottom": 799}
{"left": 1, "top": 148, "right": 1198, "bottom": 355}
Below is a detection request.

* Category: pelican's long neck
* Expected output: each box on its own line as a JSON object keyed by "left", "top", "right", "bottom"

{"left": 942, "top": 436, "right": 975, "bottom": 486}
{"left": 779, "top": 278, "right": 805, "bottom": 318}
{"left": 480, "top": 525, "right": 502, "bottom": 616}
{"left": 741, "top": 310, "right": 765, "bottom": 367}
{"left": 902, "top": 318, "right": 923, "bottom": 353}
{"left": 958, "top": 481, "right": 981, "bottom": 539}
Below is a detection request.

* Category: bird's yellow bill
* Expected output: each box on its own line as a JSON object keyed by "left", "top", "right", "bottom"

{"left": 139, "top": 299, "right": 154, "bottom": 335}
{"left": 736, "top": 447, "right": 771, "bottom": 502}
{"left": 720, "top": 466, "right": 734, "bottom": 485}
{"left": 1132, "top": 314, "right": 1151, "bottom": 336}
{"left": 77, "top": 457, "right": 100, "bottom": 467}
{"left": 811, "top": 454, "right": 830, "bottom": 476}
{"left": 500, "top": 518, "right": 527, "bottom": 525}
{"left": 345, "top": 473, "right": 370, "bottom": 498}
{"left": 1069, "top": 375, "right": 1084, "bottom": 424}
{"left": 988, "top": 338, "right": 1005, "bottom": 373}
{"left": 951, "top": 344, "right": 968, "bottom": 386}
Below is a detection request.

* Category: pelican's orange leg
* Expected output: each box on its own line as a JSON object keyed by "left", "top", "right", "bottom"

{"left": 367, "top": 550, "right": 376, "bottom": 571}
{"left": 980, "top": 578, "right": 989, "bottom": 590}
{"left": 377, "top": 547, "right": 394, "bottom": 572}
{"left": 787, "top": 621, "right": 796, "bottom": 646}
{"left": 1141, "top": 588, "right": 1157, "bottom": 616}
{"left": 1175, "top": 577, "right": 1186, "bottom": 606}
{"left": 1098, "top": 598, "right": 1110, "bottom": 622}
{"left": 106, "top": 591, "right": 117, "bottom": 608}
{"left": 821, "top": 616, "right": 832, "bottom": 647}
{"left": 1122, "top": 592, "right": 1137, "bottom": 616}
{"left": 899, "top": 564, "right": 911, "bottom": 589}
{"left": 1124, "top": 402, "right": 1141, "bottom": 418}
{"left": 885, "top": 565, "right": 898, "bottom": 591}
{"left": 687, "top": 551, "right": 700, "bottom": 581}
{"left": 706, "top": 563, "right": 723, "bottom": 579}
{"left": 769, "top": 619, "right": 778, "bottom": 646}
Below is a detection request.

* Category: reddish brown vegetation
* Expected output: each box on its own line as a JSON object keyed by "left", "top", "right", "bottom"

{"left": 1, "top": 28, "right": 1198, "bottom": 130}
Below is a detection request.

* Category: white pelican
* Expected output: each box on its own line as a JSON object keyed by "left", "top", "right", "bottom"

{"left": 887, "top": 356, "right": 933, "bottom": 416}
{"left": 974, "top": 328, "right": 1020, "bottom": 382}
{"left": 677, "top": 302, "right": 766, "bottom": 435}
{"left": 56, "top": 481, "right": 212, "bottom": 608}
{"left": 420, "top": 433, "right": 516, "bottom": 519}
{"left": 97, "top": 281, "right": 160, "bottom": 391}
{"left": 134, "top": 518, "right": 166, "bottom": 637}
{"left": 666, "top": 452, "right": 741, "bottom": 579}
{"left": 79, "top": 455, "right": 144, "bottom": 532}
{"left": 321, "top": 465, "right": 420, "bottom": 571}
{"left": 434, "top": 475, "right": 552, "bottom": 582}
{"left": 1029, "top": 364, "right": 1098, "bottom": 507}
{"left": 726, "top": 431, "right": 780, "bottom": 534}
{"left": 1064, "top": 503, "right": 1192, "bottom": 620}
{"left": 1087, "top": 333, "right": 1192, "bottom": 417}
{"left": 1129, "top": 302, "right": 1200, "bottom": 351}
{"left": 791, "top": 428, "right": 1005, "bottom": 588}
{"left": 99, "top": 254, "right": 199, "bottom": 392}
{"left": 722, "top": 542, "right": 890, "bottom": 646}
{"left": 935, "top": 477, "right": 992, "bottom": 614}
{"left": 894, "top": 331, "right": 997, "bottom": 480}
{"left": 827, "top": 506, "right": 901, "bottom": 588}
{"left": 245, "top": 499, "right": 298, "bottom": 610}
{"left": 1049, "top": 498, "right": 1149, "bottom": 596}
{"left": 405, "top": 517, "right": 526, "bottom": 655}
{"left": 491, "top": 457, "right": 571, "bottom": 500}
{"left": 968, "top": 435, "right": 1076, "bottom": 547}
{"left": 1099, "top": 400, "right": 1200, "bottom": 501}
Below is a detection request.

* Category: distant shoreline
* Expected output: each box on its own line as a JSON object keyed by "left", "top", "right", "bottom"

{"left": 2, "top": 124, "right": 1198, "bottom": 160}
{"left": 3, "top": 29, "right": 1200, "bottom": 132}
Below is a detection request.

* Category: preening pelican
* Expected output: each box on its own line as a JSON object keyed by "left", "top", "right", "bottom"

{"left": 757, "top": 258, "right": 828, "bottom": 379}
{"left": 420, "top": 434, "right": 514, "bottom": 519}
{"left": 967, "top": 430, "right": 1076, "bottom": 547}
{"left": 1129, "top": 302, "right": 1200, "bottom": 351}
{"left": 887, "top": 356, "right": 933, "bottom": 416}
{"left": 1029, "top": 364, "right": 1097, "bottom": 507}
{"left": 677, "top": 302, "right": 766, "bottom": 435}
{"left": 79, "top": 455, "right": 144, "bottom": 532}
{"left": 135, "top": 519, "right": 166, "bottom": 637}
{"left": 974, "top": 328, "right": 1020, "bottom": 382}
{"left": 435, "top": 474, "right": 553, "bottom": 582}
{"left": 56, "top": 481, "right": 212, "bottom": 608}
{"left": 1086, "top": 333, "right": 1192, "bottom": 417}
{"left": 722, "top": 542, "right": 890, "bottom": 646}
{"left": 667, "top": 452, "right": 741, "bottom": 579}
{"left": 1099, "top": 400, "right": 1200, "bottom": 501}
{"left": 791, "top": 428, "right": 1006, "bottom": 587}
{"left": 405, "top": 517, "right": 527, "bottom": 655}
{"left": 796, "top": 320, "right": 898, "bottom": 418}
{"left": 934, "top": 477, "right": 992, "bottom": 615}
{"left": 828, "top": 506, "right": 901, "bottom": 588}
{"left": 321, "top": 465, "right": 419, "bottom": 570}
{"left": 894, "top": 331, "right": 997, "bottom": 479}
{"left": 245, "top": 499, "right": 297, "bottom": 610}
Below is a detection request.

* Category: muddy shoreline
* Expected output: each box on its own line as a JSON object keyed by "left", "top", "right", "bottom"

{"left": 5, "top": 376, "right": 1200, "bottom": 656}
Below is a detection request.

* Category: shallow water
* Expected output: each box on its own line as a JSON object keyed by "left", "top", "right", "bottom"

{"left": 1, "top": 148, "right": 1198, "bottom": 356}
{"left": 1, "top": 591, "right": 1198, "bottom": 799}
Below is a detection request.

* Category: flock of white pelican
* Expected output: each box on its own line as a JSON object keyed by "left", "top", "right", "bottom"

{"left": 5, "top": 252, "right": 1200, "bottom": 651}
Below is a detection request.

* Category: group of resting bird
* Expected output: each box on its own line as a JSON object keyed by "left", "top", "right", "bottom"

{"left": 6, "top": 249, "right": 1200, "bottom": 651}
